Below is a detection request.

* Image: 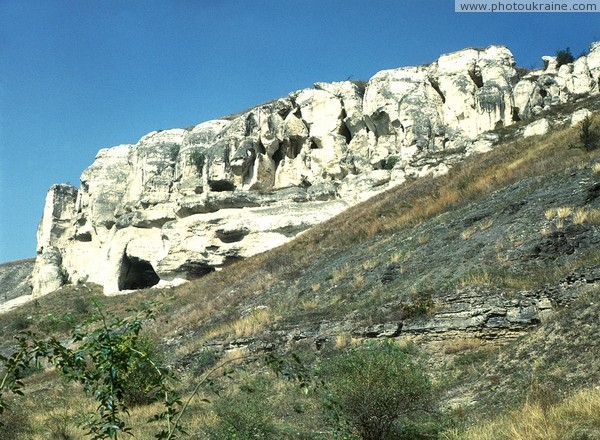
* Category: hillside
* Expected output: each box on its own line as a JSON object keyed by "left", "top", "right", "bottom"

{"left": 30, "top": 42, "right": 600, "bottom": 298}
{"left": 0, "top": 259, "right": 34, "bottom": 303}
{"left": 2, "top": 98, "right": 600, "bottom": 438}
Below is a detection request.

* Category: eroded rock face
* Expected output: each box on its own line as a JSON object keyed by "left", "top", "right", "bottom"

{"left": 32, "top": 43, "right": 600, "bottom": 296}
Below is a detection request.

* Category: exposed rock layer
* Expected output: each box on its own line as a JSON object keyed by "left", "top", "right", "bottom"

{"left": 32, "top": 43, "right": 600, "bottom": 296}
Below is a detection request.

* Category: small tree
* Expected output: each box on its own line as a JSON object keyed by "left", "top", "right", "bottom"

{"left": 556, "top": 47, "right": 575, "bottom": 67}
{"left": 320, "top": 341, "right": 437, "bottom": 440}
{"left": 0, "top": 301, "right": 186, "bottom": 440}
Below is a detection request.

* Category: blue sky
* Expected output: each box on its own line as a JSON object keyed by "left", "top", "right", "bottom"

{"left": 0, "top": 0, "right": 598, "bottom": 263}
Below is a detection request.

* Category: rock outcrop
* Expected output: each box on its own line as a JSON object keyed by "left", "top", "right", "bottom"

{"left": 32, "top": 43, "right": 600, "bottom": 296}
{"left": 0, "top": 259, "right": 34, "bottom": 303}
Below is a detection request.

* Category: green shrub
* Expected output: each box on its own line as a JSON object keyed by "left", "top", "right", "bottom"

{"left": 556, "top": 47, "right": 575, "bottom": 67}
{"left": 167, "top": 144, "right": 180, "bottom": 163}
{"left": 319, "top": 341, "right": 438, "bottom": 440}
{"left": 206, "top": 377, "right": 279, "bottom": 439}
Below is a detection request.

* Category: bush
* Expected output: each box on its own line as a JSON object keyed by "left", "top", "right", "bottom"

{"left": 189, "top": 149, "right": 206, "bottom": 175}
{"left": 206, "top": 377, "right": 279, "bottom": 439}
{"left": 119, "top": 334, "right": 164, "bottom": 406}
{"left": 580, "top": 116, "right": 600, "bottom": 151}
{"left": 319, "top": 341, "right": 438, "bottom": 440}
{"left": 556, "top": 47, "right": 575, "bottom": 67}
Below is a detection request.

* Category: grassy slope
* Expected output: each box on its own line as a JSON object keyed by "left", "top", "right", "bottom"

{"left": 3, "top": 108, "right": 600, "bottom": 438}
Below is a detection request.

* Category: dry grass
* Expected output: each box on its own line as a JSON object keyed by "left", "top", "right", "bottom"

{"left": 443, "top": 338, "right": 483, "bottom": 355}
{"left": 351, "top": 273, "right": 365, "bottom": 289}
{"left": 573, "top": 208, "right": 589, "bottom": 224}
{"left": 458, "top": 271, "right": 494, "bottom": 287}
{"left": 335, "top": 333, "right": 350, "bottom": 348}
{"left": 316, "top": 115, "right": 600, "bottom": 253}
{"left": 331, "top": 263, "right": 352, "bottom": 285}
{"left": 198, "top": 307, "right": 280, "bottom": 341}
{"left": 544, "top": 208, "right": 556, "bottom": 221}
{"left": 573, "top": 207, "right": 600, "bottom": 225}
{"left": 460, "top": 226, "right": 477, "bottom": 241}
{"left": 231, "top": 307, "right": 279, "bottom": 338}
{"left": 300, "top": 298, "right": 319, "bottom": 311}
{"left": 479, "top": 218, "right": 494, "bottom": 231}
{"left": 545, "top": 206, "right": 600, "bottom": 226}
{"left": 445, "top": 387, "right": 600, "bottom": 440}
{"left": 545, "top": 206, "right": 573, "bottom": 220}
{"left": 390, "top": 250, "right": 411, "bottom": 263}
{"left": 555, "top": 206, "right": 573, "bottom": 219}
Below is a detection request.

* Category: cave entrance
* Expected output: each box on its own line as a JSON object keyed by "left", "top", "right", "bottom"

{"left": 120, "top": 255, "right": 160, "bottom": 290}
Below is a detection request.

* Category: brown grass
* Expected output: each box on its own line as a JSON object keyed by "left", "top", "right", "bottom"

{"left": 443, "top": 338, "right": 483, "bottom": 355}
{"left": 445, "top": 387, "right": 600, "bottom": 440}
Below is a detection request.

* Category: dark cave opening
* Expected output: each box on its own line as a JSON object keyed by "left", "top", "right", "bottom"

{"left": 120, "top": 255, "right": 160, "bottom": 290}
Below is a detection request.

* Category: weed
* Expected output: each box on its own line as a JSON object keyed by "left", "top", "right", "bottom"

{"left": 331, "top": 264, "right": 351, "bottom": 285}
{"left": 545, "top": 208, "right": 556, "bottom": 221}
{"left": 461, "top": 227, "right": 477, "bottom": 241}
{"left": 350, "top": 273, "right": 365, "bottom": 289}
{"left": 556, "top": 207, "right": 573, "bottom": 219}
{"left": 579, "top": 116, "right": 600, "bottom": 151}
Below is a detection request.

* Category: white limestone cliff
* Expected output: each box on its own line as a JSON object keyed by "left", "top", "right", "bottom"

{"left": 32, "top": 43, "right": 600, "bottom": 296}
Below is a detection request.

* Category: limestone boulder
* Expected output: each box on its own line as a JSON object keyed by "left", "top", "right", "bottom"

{"left": 571, "top": 108, "right": 592, "bottom": 126}
{"left": 523, "top": 118, "right": 550, "bottom": 138}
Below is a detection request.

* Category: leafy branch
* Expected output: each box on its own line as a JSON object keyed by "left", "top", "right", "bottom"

{"left": 0, "top": 300, "right": 175, "bottom": 440}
